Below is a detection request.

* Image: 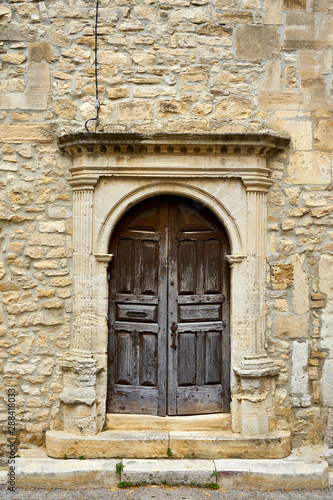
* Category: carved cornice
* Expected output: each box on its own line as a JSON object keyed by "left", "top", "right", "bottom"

{"left": 61, "top": 132, "right": 290, "bottom": 192}
{"left": 58, "top": 132, "right": 290, "bottom": 158}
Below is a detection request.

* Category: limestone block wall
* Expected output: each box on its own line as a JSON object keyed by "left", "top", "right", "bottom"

{"left": 0, "top": 0, "right": 332, "bottom": 452}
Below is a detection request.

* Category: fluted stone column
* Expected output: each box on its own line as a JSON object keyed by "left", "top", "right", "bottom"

{"left": 243, "top": 180, "right": 271, "bottom": 367}
{"left": 233, "top": 178, "right": 279, "bottom": 436}
{"left": 72, "top": 187, "right": 94, "bottom": 354}
{"left": 60, "top": 179, "right": 103, "bottom": 435}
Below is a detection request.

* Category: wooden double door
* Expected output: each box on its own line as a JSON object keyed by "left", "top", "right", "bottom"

{"left": 107, "top": 196, "right": 230, "bottom": 416}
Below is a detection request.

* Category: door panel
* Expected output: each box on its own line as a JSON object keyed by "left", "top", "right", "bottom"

{"left": 141, "top": 240, "right": 159, "bottom": 294}
{"left": 178, "top": 240, "right": 197, "bottom": 294}
{"left": 108, "top": 200, "right": 168, "bottom": 416}
{"left": 176, "top": 385, "right": 224, "bottom": 415}
{"left": 167, "top": 198, "right": 229, "bottom": 415}
{"left": 116, "top": 332, "right": 132, "bottom": 385}
{"left": 179, "top": 304, "right": 222, "bottom": 322}
{"left": 178, "top": 332, "right": 197, "bottom": 386}
{"left": 204, "top": 240, "right": 221, "bottom": 293}
{"left": 117, "top": 240, "right": 133, "bottom": 293}
{"left": 107, "top": 196, "right": 230, "bottom": 416}
{"left": 139, "top": 333, "right": 158, "bottom": 386}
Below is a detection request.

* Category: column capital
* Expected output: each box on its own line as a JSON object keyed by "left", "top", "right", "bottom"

{"left": 226, "top": 254, "right": 247, "bottom": 267}
{"left": 242, "top": 176, "right": 273, "bottom": 193}
{"left": 94, "top": 253, "right": 114, "bottom": 264}
{"left": 68, "top": 176, "right": 99, "bottom": 190}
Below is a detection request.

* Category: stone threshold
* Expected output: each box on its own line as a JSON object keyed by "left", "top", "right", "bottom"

{"left": 14, "top": 452, "right": 328, "bottom": 491}
{"left": 46, "top": 429, "right": 291, "bottom": 460}
{"left": 105, "top": 412, "right": 231, "bottom": 431}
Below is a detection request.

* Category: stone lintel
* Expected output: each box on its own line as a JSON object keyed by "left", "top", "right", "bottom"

{"left": 58, "top": 131, "right": 290, "bottom": 158}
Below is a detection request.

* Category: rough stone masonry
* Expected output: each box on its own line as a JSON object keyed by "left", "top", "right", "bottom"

{"left": 0, "top": 0, "right": 333, "bottom": 455}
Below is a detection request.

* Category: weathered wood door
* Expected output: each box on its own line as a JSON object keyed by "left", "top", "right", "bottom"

{"left": 107, "top": 196, "right": 230, "bottom": 416}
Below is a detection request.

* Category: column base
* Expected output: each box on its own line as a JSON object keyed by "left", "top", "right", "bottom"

{"left": 60, "top": 354, "right": 102, "bottom": 435}
{"left": 233, "top": 358, "right": 280, "bottom": 436}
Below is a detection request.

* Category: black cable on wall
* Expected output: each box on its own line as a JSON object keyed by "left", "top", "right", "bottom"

{"left": 85, "top": 0, "right": 100, "bottom": 132}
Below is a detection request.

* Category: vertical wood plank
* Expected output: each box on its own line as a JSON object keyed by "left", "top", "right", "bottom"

{"left": 142, "top": 240, "right": 158, "bottom": 294}
{"left": 132, "top": 329, "right": 139, "bottom": 387}
{"left": 178, "top": 333, "right": 197, "bottom": 386}
{"left": 196, "top": 240, "right": 204, "bottom": 295}
{"left": 196, "top": 331, "right": 205, "bottom": 386}
{"left": 116, "top": 332, "right": 132, "bottom": 385}
{"left": 204, "top": 240, "right": 221, "bottom": 293}
{"left": 140, "top": 333, "right": 158, "bottom": 387}
{"left": 178, "top": 241, "right": 196, "bottom": 294}
{"left": 116, "top": 239, "right": 133, "bottom": 293}
{"left": 134, "top": 239, "right": 141, "bottom": 295}
{"left": 205, "top": 331, "right": 222, "bottom": 384}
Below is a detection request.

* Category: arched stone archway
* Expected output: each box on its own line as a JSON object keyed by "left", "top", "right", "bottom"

{"left": 96, "top": 182, "right": 243, "bottom": 256}
{"left": 106, "top": 194, "right": 231, "bottom": 417}
{"left": 46, "top": 132, "right": 291, "bottom": 459}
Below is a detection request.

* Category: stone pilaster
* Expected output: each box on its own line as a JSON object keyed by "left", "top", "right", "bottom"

{"left": 60, "top": 179, "right": 103, "bottom": 435}
{"left": 233, "top": 178, "right": 279, "bottom": 436}
{"left": 243, "top": 181, "right": 271, "bottom": 367}
{"left": 72, "top": 187, "right": 94, "bottom": 354}
{"left": 93, "top": 253, "right": 114, "bottom": 432}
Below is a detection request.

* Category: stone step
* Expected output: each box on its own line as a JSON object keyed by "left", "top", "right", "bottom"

{"left": 214, "top": 458, "right": 328, "bottom": 491}
{"left": 16, "top": 457, "right": 119, "bottom": 489}
{"left": 105, "top": 412, "right": 231, "bottom": 431}
{"left": 14, "top": 455, "right": 329, "bottom": 490}
{"left": 46, "top": 429, "right": 291, "bottom": 459}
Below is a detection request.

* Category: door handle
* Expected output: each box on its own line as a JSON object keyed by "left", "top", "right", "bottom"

{"left": 171, "top": 322, "right": 177, "bottom": 348}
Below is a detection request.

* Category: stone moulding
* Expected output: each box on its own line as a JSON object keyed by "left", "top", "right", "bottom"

{"left": 50, "top": 130, "right": 292, "bottom": 458}
{"left": 234, "top": 366, "right": 280, "bottom": 378}
{"left": 58, "top": 131, "right": 290, "bottom": 158}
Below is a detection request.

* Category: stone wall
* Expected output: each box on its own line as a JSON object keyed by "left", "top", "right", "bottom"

{"left": 0, "top": 0, "right": 332, "bottom": 452}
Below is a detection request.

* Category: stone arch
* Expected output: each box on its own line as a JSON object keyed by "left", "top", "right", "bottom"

{"left": 95, "top": 181, "right": 244, "bottom": 257}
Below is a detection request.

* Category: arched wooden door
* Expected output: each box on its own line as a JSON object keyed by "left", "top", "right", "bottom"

{"left": 107, "top": 196, "right": 230, "bottom": 416}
